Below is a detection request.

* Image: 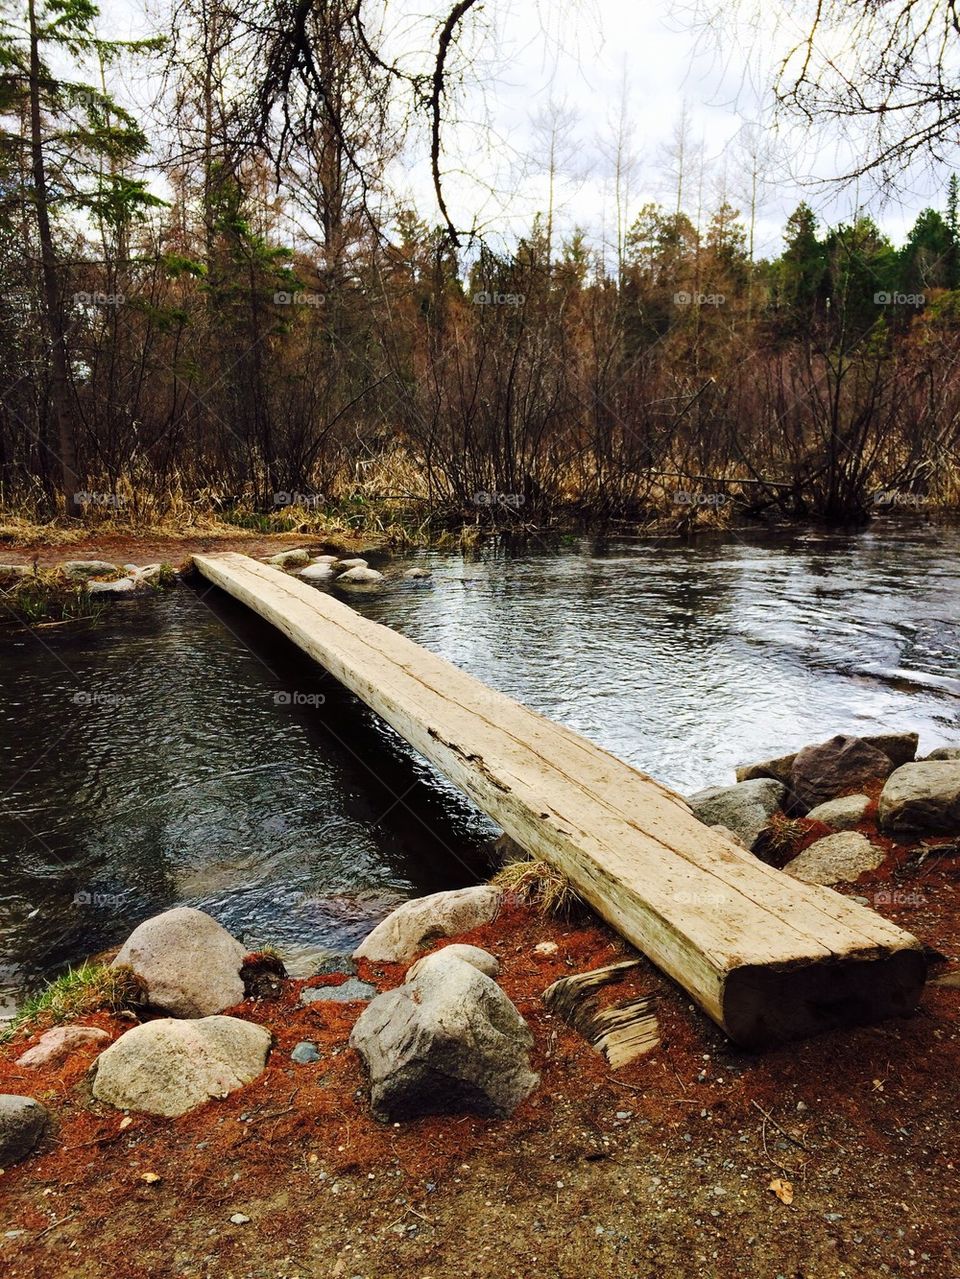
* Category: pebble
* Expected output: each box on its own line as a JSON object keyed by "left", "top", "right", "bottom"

{"left": 533, "top": 941, "right": 559, "bottom": 957}
{"left": 313, "top": 954, "right": 358, "bottom": 978}
{"left": 291, "top": 1040, "right": 321, "bottom": 1064}
{"left": 229, "top": 1213, "right": 250, "bottom": 1225}
{"left": 300, "top": 977, "right": 376, "bottom": 1005}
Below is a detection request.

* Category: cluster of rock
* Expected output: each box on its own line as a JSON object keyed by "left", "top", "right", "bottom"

{"left": 0, "top": 548, "right": 435, "bottom": 597}
{"left": 687, "top": 729, "right": 960, "bottom": 886}
{"left": 262, "top": 548, "right": 431, "bottom": 590}
{"left": 86, "top": 908, "right": 271, "bottom": 1116}
{"left": 2, "top": 887, "right": 540, "bottom": 1165}
{"left": 0, "top": 907, "right": 270, "bottom": 1164}
{"left": 11, "top": 720, "right": 949, "bottom": 1159}
{"left": 351, "top": 941, "right": 537, "bottom": 1121}
{"left": 347, "top": 885, "right": 537, "bottom": 1120}
{"left": 0, "top": 560, "right": 172, "bottom": 594}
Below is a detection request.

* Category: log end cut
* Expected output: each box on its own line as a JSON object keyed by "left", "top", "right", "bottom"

{"left": 722, "top": 945, "right": 927, "bottom": 1050}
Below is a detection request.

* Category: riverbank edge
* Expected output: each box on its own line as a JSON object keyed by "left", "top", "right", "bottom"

{"left": 3, "top": 499, "right": 957, "bottom": 569}
{"left": 1, "top": 722, "right": 959, "bottom": 1276}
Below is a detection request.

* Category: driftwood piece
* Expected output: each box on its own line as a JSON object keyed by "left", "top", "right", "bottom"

{"left": 543, "top": 961, "right": 660, "bottom": 1068}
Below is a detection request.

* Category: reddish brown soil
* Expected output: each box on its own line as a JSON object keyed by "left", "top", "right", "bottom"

{"left": 0, "top": 530, "right": 381, "bottom": 573}
{"left": 1, "top": 839, "right": 958, "bottom": 1279}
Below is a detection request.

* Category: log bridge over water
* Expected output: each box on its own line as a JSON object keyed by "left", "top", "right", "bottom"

{"left": 194, "top": 552, "right": 925, "bottom": 1048}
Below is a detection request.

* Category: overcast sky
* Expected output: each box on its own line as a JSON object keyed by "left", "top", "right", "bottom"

{"left": 101, "top": 0, "right": 949, "bottom": 260}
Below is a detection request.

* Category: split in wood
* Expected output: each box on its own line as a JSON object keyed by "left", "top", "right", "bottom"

{"left": 542, "top": 959, "right": 660, "bottom": 1069}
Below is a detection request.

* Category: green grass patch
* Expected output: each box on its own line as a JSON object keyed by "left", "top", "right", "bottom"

{"left": 1, "top": 962, "right": 146, "bottom": 1042}
{"left": 0, "top": 569, "right": 107, "bottom": 628}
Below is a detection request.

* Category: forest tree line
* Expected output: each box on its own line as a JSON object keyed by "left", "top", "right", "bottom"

{"left": 2, "top": 0, "right": 960, "bottom": 527}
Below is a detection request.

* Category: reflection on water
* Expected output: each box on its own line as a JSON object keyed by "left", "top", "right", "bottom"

{"left": 1, "top": 521, "right": 958, "bottom": 1003}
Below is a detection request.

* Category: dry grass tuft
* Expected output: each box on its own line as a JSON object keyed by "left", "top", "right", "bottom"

{"left": 754, "top": 812, "right": 811, "bottom": 867}
{"left": 491, "top": 855, "right": 583, "bottom": 918}
{"left": 0, "top": 516, "right": 92, "bottom": 546}
{"left": 0, "top": 506, "right": 241, "bottom": 547}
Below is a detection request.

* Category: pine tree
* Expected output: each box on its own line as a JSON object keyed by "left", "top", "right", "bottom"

{"left": 0, "top": 0, "right": 160, "bottom": 511}
{"left": 823, "top": 215, "right": 898, "bottom": 344}
{"left": 898, "top": 208, "right": 953, "bottom": 294}
{"left": 945, "top": 175, "right": 959, "bottom": 289}
{"left": 703, "top": 200, "right": 748, "bottom": 296}
{"left": 777, "top": 203, "right": 827, "bottom": 334}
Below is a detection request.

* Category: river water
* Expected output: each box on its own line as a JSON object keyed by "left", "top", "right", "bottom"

{"left": 2, "top": 522, "right": 958, "bottom": 1007}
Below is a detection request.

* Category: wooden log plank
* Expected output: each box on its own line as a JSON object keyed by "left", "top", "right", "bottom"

{"left": 193, "top": 552, "right": 926, "bottom": 1047}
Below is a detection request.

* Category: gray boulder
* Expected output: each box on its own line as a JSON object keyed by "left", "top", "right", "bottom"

{"left": 403, "top": 568, "right": 432, "bottom": 580}
{"left": 264, "top": 549, "right": 311, "bottom": 568}
{"left": 349, "top": 951, "right": 537, "bottom": 1121}
{"left": 61, "top": 560, "right": 118, "bottom": 579}
{"left": 735, "top": 732, "right": 917, "bottom": 790}
{"left": 734, "top": 752, "right": 797, "bottom": 787}
{"left": 406, "top": 944, "right": 499, "bottom": 982}
{"left": 337, "top": 558, "right": 368, "bottom": 570}
{"left": 92, "top": 1016, "right": 271, "bottom": 1117}
{"left": 88, "top": 577, "right": 136, "bottom": 595}
{"left": 0, "top": 1095, "right": 49, "bottom": 1165}
{"left": 130, "top": 563, "right": 166, "bottom": 583}
{"left": 861, "top": 731, "right": 919, "bottom": 768}
{"left": 298, "top": 562, "right": 335, "bottom": 581}
{"left": 112, "top": 906, "right": 246, "bottom": 1017}
{"left": 336, "top": 566, "right": 384, "bottom": 586}
{"left": 353, "top": 886, "right": 502, "bottom": 963}
{"left": 783, "top": 832, "right": 885, "bottom": 886}
{"left": 790, "top": 735, "right": 896, "bottom": 811}
{"left": 686, "top": 778, "right": 787, "bottom": 851}
{"left": 878, "top": 761, "right": 960, "bottom": 835}
{"left": 924, "top": 746, "right": 960, "bottom": 761}
{"left": 804, "top": 793, "right": 871, "bottom": 831}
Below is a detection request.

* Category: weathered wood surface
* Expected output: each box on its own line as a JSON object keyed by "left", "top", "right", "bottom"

{"left": 194, "top": 552, "right": 926, "bottom": 1047}
{"left": 543, "top": 961, "right": 660, "bottom": 1067}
